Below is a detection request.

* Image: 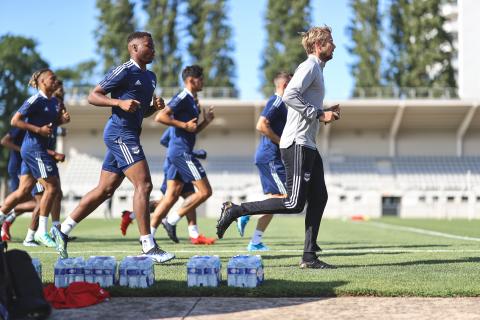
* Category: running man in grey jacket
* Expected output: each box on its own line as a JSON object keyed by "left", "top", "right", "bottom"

{"left": 216, "top": 26, "right": 340, "bottom": 269}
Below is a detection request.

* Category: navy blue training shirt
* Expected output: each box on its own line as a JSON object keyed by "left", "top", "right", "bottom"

{"left": 166, "top": 89, "right": 200, "bottom": 157}
{"left": 7, "top": 127, "right": 26, "bottom": 172}
{"left": 17, "top": 91, "right": 60, "bottom": 150}
{"left": 99, "top": 59, "right": 156, "bottom": 133}
{"left": 255, "top": 94, "right": 288, "bottom": 164}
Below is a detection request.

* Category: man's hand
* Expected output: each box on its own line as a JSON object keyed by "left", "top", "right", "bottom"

{"left": 319, "top": 111, "right": 337, "bottom": 124}
{"left": 152, "top": 94, "right": 165, "bottom": 111}
{"left": 118, "top": 99, "right": 140, "bottom": 113}
{"left": 37, "top": 123, "right": 53, "bottom": 137}
{"left": 184, "top": 118, "right": 198, "bottom": 133}
{"left": 203, "top": 106, "right": 215, "bottom": 123}
{"left": 324, "top": 104, "right": 341, "bottom": 120}
{"left": 59, "top": 109, "right": 71, "bottom": 124}
{"left": 53, "top": 152, "right": 66, "bottom": 162}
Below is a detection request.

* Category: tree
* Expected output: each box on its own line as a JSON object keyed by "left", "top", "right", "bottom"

{"left": 347, "top": 0, "right": 382, "bottom": 95}
{"left": 143, "top": 0, "right": 182, "bottom": 87}
{"left": 261, "top": 0, "right": 311, "bottom": 96}
{"left": 95, "top": 0, "right": 136, "bottom": 72}
{"left": 0, "top": 35, "right": 48, "bottom": 177}
{"left": 56, "top": 59, "right": 97, "bottom": 87}
{"left": 186, "top": 0, "right": 236, "bottom": 90}
{"left": 386, "top": 0, "right": 456, "bottom": 93}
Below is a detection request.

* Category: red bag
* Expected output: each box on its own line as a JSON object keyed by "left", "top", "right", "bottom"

{"left": 44, "top": 282, "right": 110, "bottom": 309}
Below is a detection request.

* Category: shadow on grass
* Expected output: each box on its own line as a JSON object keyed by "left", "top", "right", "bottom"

{"left": 338, "top": 257, "right": 480, "bottom": 268}
{"left": 329, "top": 244, "right": 451, "bottom": 250}
{"left": 108, "top": 279, "right": 348, "bottom": 298}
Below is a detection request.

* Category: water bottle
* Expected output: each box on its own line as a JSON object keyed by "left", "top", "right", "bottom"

{"left": 31, "top": 258, "right": 42, "bottom": 281}
{"left": 54, "top": 259, "right": 66, "bottom": 288}
{"left": 128, "top": 263, "right": 139, "bottom": 288}
{"left": 119, "top": 258, "right": 129, "bottom": 286}
{"left": 74, "top": 257, "right": 85, "bottom": 283}
{"left": 187, "top": 256, "right": 198, "bottom": 287}
{"left": 227, "top": 257, "right": 238, "bottom": 287}
{"left": 103, "top": 258, "right": 116, "bottom": 287}
{"left": 84, "top": 258, "right": 94, "bottom": 283}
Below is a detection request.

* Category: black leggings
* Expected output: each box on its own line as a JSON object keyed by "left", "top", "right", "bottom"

{"left": 239, "top": 143, "right": 328, "bottom": 256}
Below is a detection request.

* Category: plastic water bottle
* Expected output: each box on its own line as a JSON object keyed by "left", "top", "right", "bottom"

{"left": 186, "top": 255, "right": 221, "bottom": 287}
{"left": 227, "top": 255, "right": 263, "bottom": 288}
{"left": 119, "top": 259, "right": 129, "bottom": 286}
{"left": 127, "top": 263, "right": 139, "bottom": 288}
{"left": 31, "top": 258, "right": 42, "bottom": 281}
{"left": 54, "top": 259, "right": 66, "bottom": 288}
{"left": 103, "top": 258, "right": 116, "bottom": 287}
{"left": 74, "top": 257, "right": 85, "bottom": 282}
{"left": 187, "top": 256, "right": 198, "bottom": 287}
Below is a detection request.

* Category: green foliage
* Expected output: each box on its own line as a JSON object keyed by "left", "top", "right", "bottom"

{"left": 55, "top": 59, "right": 97, "bottom": 86}
{"left": 261, "top": 0, "right": 311, "bottom": 97}
{"left": 0, "top": 35, "right": 48, "bottom": 175}
{"left": 347, "top": 0, "right": 383, "bottom": 92}
{"left": 143, "top": 0, "right": 182, "bottom": 87}
{"left": 186, "top": 0, "right": 236, "bottom": 89}
{"left": 386, "top": 0, "right": 456, "bottom": 90}
{"left": 95, "top": 0, "right": 136, "bottom": 72}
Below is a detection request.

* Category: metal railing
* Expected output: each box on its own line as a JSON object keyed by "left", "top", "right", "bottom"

{"left": 352, "top": 87, "right": 458, "bottom": 99}
{"left": 64, "top": 86, "right": 238, "bottom": 104}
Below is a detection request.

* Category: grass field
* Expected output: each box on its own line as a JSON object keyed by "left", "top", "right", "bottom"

{"left": 5, "top": 216, "right": 480, "bottom": 297}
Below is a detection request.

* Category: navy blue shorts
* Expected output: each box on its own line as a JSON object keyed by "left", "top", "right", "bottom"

{"left": 102, "top": 134, "right": 146, "bottom": 174}
{"left": 31, "top": 182, "right": 44, "bottom": 196}
{"left": 166, "top": 152, "right": 206, "bottom": 183}
{"left": 20, "top": 149, "right": 58, "bottom": 180}
{"left": 256, "top": 159, "right": 287, "bottom": 195}
{"left": 160, "top": 174, "right": 195, "bottom": 195}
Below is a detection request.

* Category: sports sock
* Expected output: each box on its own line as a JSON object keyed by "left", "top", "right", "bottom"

{"left": 188, "top": 225, "right": 199, "bottom": 239}
{"left": 60, "top": 216, "right": 77, "bottom": 235}
{"left": 52, "top": 220, "right": 60, "bottom": 227}
{"left": 150, "top": 226, "right": 157, "bottom": 236}
{"left": 25, "top": 229, "right": 36, "bottom": 242}
{"left": 6, "top": 212, "right": 16, "bottom": 223}
{"left": 251, "top": 229, "right": 264, "bottom": 245}
{"left": 140, "top": 234, "right": 155, "bottom": 252}
{"left": 129, "top": 211, "right": 136, "bottom": 220}
{"left": 38, "top": 216, "right": 48, "bottom": 234}
{"left": 166, "top": 212, "right": 182, "bottom": 226}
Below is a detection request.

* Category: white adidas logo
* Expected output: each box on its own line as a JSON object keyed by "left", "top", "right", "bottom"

{"left": 135, "top": 80, "right": 142, "bottom": 86}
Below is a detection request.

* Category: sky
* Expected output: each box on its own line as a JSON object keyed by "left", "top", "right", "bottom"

{"left": 0, "top": 0, "right": 353, "bottom": 100}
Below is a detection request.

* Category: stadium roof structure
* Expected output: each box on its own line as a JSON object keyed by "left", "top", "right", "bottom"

{"left": 64, "top": 98, "right": 479, "bottom": 157}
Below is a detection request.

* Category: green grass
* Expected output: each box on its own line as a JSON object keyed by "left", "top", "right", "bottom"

{"left": 5, "top": 216, "right": 480, "bottom": 297}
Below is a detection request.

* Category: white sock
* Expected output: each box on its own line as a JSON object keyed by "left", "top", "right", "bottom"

{"left": 129, "top": 211, "right": 136, "bottom": 220}
{"left": 25, "top": 229, "right": 36, "bottom": 242}
{"left": 60, "top": 216, "right": 77, "bottom": 235}
{"left": 52, "top": 220, "right": 60, "bottom": 227}
{"left": 6, "top": 212, "right": 16, "bottom": 223}
{"left": 188, "top": 225, "right": 199, "bottom": 239}
{"left": 140, "top": 234, "right": 155, "bottom": 252}
{"left": 38, "top": 216, "right": 48, "bottom": 234}
{"left": 150, "top": 226, "right": 157, "bottom": 236}
{"left": 166, "top": 212, "right": 182, "bottom": 226}
{"left": 251, "top": 229, "right": 264, "bottom": 245}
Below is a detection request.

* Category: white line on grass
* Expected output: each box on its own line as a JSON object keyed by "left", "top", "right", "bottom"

{"left": 367, "top": 221, "right": 480, "bottom": 242}
{"left": 29, "top": 248, "right": 480, "bottom": 255}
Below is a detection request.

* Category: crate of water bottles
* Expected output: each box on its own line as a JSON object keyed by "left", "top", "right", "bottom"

{"left": 227, "top": 255, "right": 264, "bottom": 288}
{"left": 84, "top": 256, "right": 117, "bottom": 287}
{"left": 118, "top": 256, "right": 155, "bottom": 288}
{"left": 31, "top": 258, "right": 42, "bottom": 281}
{"left": 54, "top": 257, "right": 86, "bottom": 288}
{"left": 186, "top": 255, "right": 222, "bottom": 287}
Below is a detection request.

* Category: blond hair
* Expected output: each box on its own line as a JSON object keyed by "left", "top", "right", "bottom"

{"left": 301, "top": 26, "right": 332, "bottom": 54}
{"left": 28, "top": 68, "right": 52, "bottom": 89}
